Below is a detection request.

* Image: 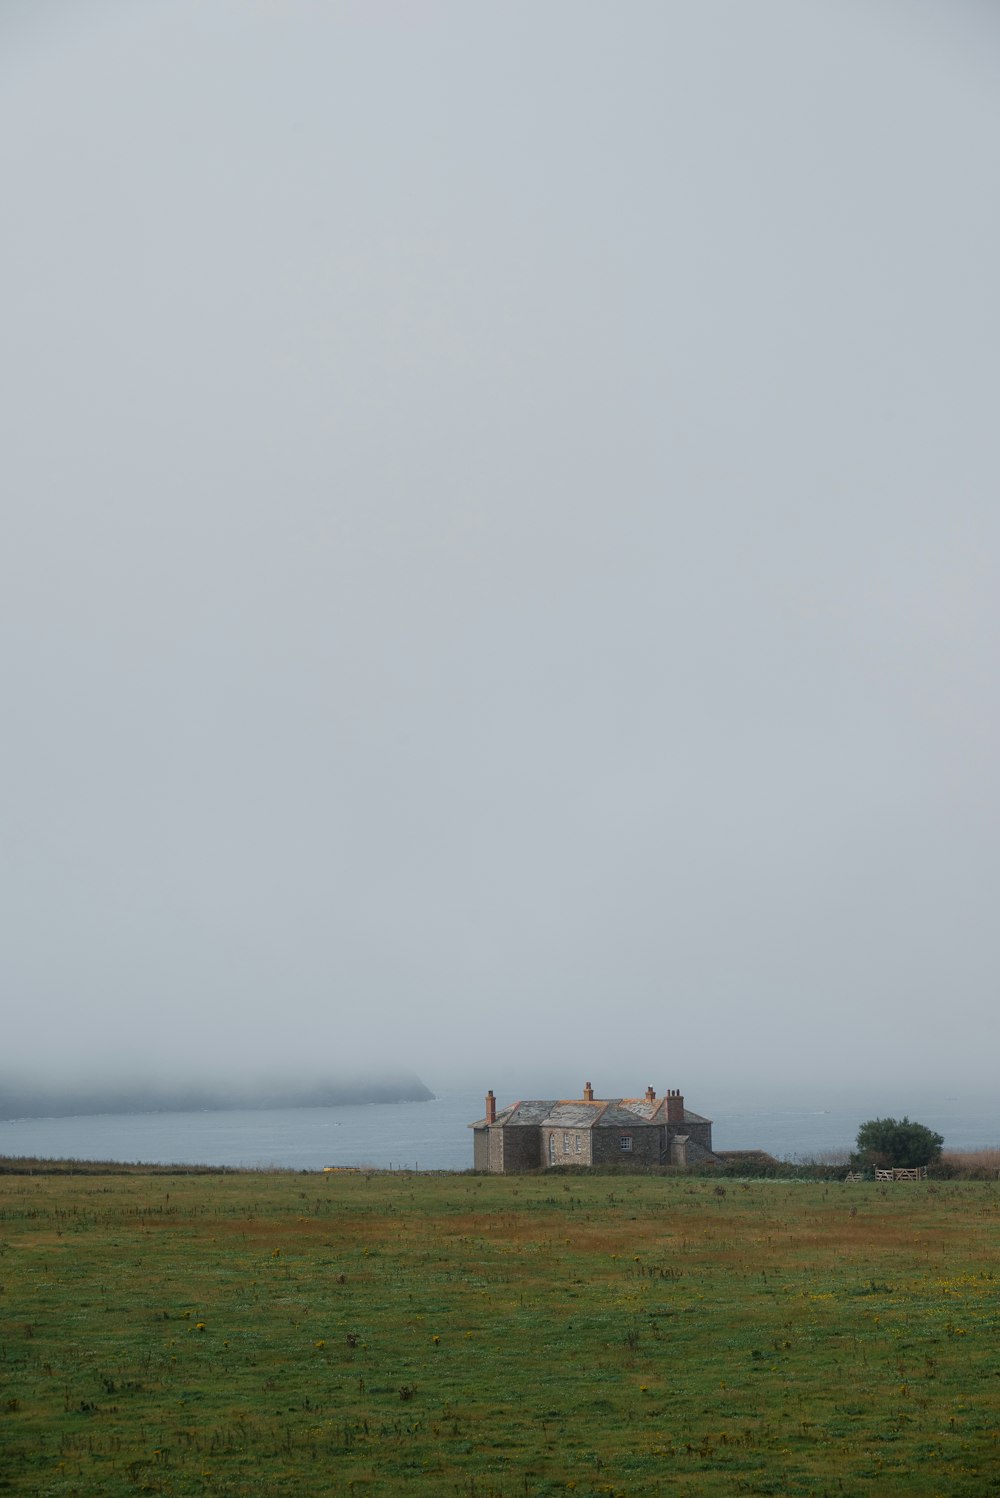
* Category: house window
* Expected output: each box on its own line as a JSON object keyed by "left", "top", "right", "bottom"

{"left": 575, "top": 1134, "right": 581, "bottom": 1153}
{"left": 548, "top": 1134, "right": 556, "bottom": 1164}
{"left": 620, "top": 1135, "right": 633, "bottom": 1152}
{"left": 563, "top": 1133, "right": 570, "bottom": 1153}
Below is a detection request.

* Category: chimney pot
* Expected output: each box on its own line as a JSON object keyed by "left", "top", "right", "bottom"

{"left": 583, "top": 1081, "right": 594, "bottom": 1102}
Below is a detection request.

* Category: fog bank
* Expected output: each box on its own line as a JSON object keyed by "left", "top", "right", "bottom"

{"left": 2, "top": 1, "right": 998, "bottom": 1101}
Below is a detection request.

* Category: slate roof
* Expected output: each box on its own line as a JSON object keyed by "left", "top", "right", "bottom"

{"left": 468, "top": 1098, "right": 710, "bottom": 1128}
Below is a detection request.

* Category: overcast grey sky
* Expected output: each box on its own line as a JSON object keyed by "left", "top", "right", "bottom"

{"left": 2, "top": 0, "right": 999, "bottom": 1101}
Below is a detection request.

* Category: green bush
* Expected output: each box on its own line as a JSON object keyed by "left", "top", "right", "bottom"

{"left": 855, "top": 1116, "right": 944, "bottom": 1169}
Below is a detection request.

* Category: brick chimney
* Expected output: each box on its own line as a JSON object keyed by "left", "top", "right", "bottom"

{"left": 485, "top": 1089, "right": 496, "bottom": 1125}
{"left": 666, "top": 1088, "right": 684, "bottom": 1123}
{"left": 645, "top": 1086, "right": 656, "bottom": 1102}
{"left": 583, "top": 1081, "right": 594, "bottom": 1102}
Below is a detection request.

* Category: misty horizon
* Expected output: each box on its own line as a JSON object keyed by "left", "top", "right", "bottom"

{"left": 2, "top": 2, "right": 998, "bottom": 1103}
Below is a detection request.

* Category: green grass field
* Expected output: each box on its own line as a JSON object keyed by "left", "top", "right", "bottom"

{"left": 1, "top": 1168, "right": 998, "bottom": 1496}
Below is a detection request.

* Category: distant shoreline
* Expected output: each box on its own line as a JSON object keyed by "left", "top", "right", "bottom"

{"left": 0, "top": 1077, "right": 435, "bottom": 1121}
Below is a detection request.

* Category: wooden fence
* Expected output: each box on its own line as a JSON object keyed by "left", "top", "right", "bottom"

{"left": 873, "top": 1166, "right": 928, "bottom": 1182}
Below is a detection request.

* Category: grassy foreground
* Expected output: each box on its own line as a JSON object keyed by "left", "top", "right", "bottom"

{"left": 1, "top": 1169, "right": 998, "bottom": 1497}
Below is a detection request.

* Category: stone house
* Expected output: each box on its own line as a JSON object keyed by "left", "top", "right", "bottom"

{"left": 469, "top": 1082, "right": 715, "bottom": 1173}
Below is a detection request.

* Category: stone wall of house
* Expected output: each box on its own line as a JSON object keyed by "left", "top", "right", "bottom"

{"left": 473, "top": 1127, "right": 489, "bottom": 1171}
{"left": 590, "top": 1122, "right": 661, "bottom": 1168}
{"left": 497, "top": 1124, "right": 541, "bottom": 1173}
{"left": 682, "top": 1119, "right": 713, "bottom": 1153}
{"left": 542, "top": 1126, "right": 593, "bottom": 1167}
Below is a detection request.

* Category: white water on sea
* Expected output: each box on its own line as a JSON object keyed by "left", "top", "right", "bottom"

{"left": 1, "top": 1086, "right": 996, "bottom": 1171}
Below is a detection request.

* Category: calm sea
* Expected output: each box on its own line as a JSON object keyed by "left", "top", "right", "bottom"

{"left": 1, "top": 1087, "right": 996, "bottom": 1171}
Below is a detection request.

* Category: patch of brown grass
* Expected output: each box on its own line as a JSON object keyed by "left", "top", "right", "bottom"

{"left": 942, "top": 1146, "right": 1000, "bottom": 1175}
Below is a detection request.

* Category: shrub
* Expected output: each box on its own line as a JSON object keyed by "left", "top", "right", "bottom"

{"left": 855, "top": 1117, "right": 943, "bottom": 1169}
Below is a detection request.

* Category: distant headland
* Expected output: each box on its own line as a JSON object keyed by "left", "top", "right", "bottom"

{"left": 0, "top": 1074, "right": 435, "bottom": 1120}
